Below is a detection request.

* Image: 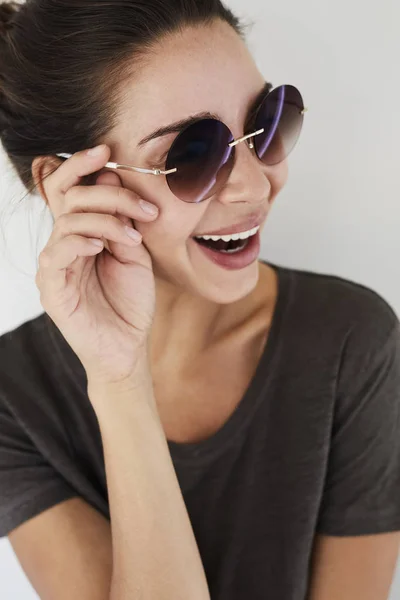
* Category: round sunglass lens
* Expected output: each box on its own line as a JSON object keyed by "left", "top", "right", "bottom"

{"left": 165, "top": 119, "right": 235, "bottom": 203}
{"left": 254, "top": 85, "right": 304, "bottom": 166}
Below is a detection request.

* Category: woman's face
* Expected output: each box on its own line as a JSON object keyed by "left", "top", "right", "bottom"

{"left": 106, "top": 19, "right": 288, "bottom": 304}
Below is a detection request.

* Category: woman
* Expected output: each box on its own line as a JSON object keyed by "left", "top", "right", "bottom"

{"left": 0, "top": 1, "right": 399, "bottom": 599}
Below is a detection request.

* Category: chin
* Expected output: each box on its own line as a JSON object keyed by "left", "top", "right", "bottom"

{"left": 191, "top": 260, "right": 260, "bottom": 305}
{"left": 150, "top": 241, "right": 261, "bottom": 303}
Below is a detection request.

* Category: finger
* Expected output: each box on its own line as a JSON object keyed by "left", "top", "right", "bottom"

{"left": 94, "top": 172, "right": 132, "bottom": 255}
{"left": 94, "top": 172, "right": 123, "bottom": 255}
{"left": 47, "top": 212, "right": 143, "bottom": 248}
{"left": 36, "top": 235, "right": 104, "bottom": 301}
{"left": 95, "top": 172, "right": 129, "bottom": 225}
{"left": 63, "top": 184, "right": 158, "bottom": 223}
{"left": 46, "top": 144, "right": 113, "bottom": 199}
{"left": 39, "top": 234, "right": 103, "bottom": 275}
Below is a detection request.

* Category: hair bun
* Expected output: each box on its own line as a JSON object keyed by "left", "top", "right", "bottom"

{"left": 0, "top": 1, "right": 19, "bottom": 36}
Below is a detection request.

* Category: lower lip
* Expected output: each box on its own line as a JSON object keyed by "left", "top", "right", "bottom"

{"left": 192, "top": 230, "right": 261, "bottom": 271}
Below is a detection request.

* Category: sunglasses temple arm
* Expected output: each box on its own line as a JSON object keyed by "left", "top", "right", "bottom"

{"left": 55, "top": 154, "right": 176, "bottom": 176}
{"left": 109, "top": 163, "right": 177, "bottom": 175}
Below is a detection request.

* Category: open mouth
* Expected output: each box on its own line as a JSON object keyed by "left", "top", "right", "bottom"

{"left": 194, "top": 236, "right": 250, "bottom": 254}
{"left": 192, "top": 225, "right": 260, "bottom": 254}
{"left": 191, "top": 225, "right": 261, "bottom": 270}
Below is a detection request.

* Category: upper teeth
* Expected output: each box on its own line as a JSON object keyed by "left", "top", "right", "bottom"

{"left": 195, "top": 225, "right": 260, "bottom": 242}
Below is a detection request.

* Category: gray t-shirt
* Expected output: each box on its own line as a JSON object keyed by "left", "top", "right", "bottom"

{"left": 1, "top": 260, "right": 400, "bottom": 600}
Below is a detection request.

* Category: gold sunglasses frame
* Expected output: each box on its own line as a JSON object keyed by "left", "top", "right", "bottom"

{"left": 56, "top": 127, "right": 266, "bottom": 176}
{"left": 56, "top": 106, "right": 308, "bottom": 177}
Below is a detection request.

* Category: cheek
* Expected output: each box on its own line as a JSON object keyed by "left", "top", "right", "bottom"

{"left": 119, "top": 177, "right": 191, "bottom": 238}
{"left": 133, "top": 209, "right": 198, "bottom": 245}
{"left": 270, "top": 159, "right": 289, "bottom": 192}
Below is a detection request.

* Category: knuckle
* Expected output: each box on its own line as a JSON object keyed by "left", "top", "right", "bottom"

{"left": 116, "top": 186, "right": 139, "bottom": 210}
{"left": 64, "top": 185, "right": 81, "bottom": 204}
{"left": 35, "top": 270, "right": 41, "bottom": 288}
{"left": 103, "top": 213, "right": 119, "bottom": 229}
{"left": 38, "top": 289, "right": 49, "bottom": 310}
{"left": 116, "top": 186, "right": 131, "bottom": 202}
{"left": 53, "top": 213, "right": 68, "bottom": 234}
{"left": 38, "top": 249, "right": 51, "bottom": 268}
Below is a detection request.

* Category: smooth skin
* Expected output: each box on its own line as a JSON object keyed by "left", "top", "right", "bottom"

{"left": 33, "top": 145, "right": 159, "bottom": 386}
{"left": 7, "top": 19, "right": 400, "bottom": 600}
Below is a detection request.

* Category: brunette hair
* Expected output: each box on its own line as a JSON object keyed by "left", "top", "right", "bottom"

{"left": 0, "top": 0, "right": 249, "bottom": 198}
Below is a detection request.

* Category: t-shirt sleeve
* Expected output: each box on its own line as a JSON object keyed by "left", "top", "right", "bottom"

{"left": 316, "top": 296, "right": 400, "bottom": 536}
{"left": 0, "top": 396, "right": 78, "bottom": 538}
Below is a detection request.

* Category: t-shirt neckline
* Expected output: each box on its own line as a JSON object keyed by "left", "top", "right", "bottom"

{"left": 168, "top": 260, "right": 292, "bottom": 464}
{"left": 44, "top": 259, "right": 292, "bottom": 465}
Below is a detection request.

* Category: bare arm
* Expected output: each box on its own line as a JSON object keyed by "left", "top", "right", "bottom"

{"left": 9, "top": 498, "right": 113, "bottom": 600}
{"left": 307, "top": 532, "right": 400, "bottom": 600}
{"left": 8, "top": 360, "right": 210, "bottom": 600}
{"left": 89, "top": 363, "right": 210, "bottom": 600}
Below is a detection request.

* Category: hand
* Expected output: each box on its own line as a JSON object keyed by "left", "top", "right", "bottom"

{"left": 34, "top": 145, "right": 158, "bottom": 388}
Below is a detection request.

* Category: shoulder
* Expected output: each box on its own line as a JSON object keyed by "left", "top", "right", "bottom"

{"left": 271, "top": 262, "right": 400, "bottom": 391}
{"left": 0, "top": 314, "right": 49, "bottom": 416}
{"left": 0, "top": 312, "right": 50, "bottom": 377}
{"left": 285, "top": 265, "right": 399, "bottom": 408}
{"left": 0, "top": 312, "right": 83, "bottom": 417}
{"left": 281, "top": 263, "right": 399, "bottom": 345}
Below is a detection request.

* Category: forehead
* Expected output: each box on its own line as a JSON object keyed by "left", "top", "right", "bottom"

{"left": 114, "top": 21, "right": 265, "bottom": 144}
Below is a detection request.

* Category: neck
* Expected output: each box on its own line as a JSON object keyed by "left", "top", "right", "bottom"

{"left": 148, "top": 261, "right": 276, "bottom": 373}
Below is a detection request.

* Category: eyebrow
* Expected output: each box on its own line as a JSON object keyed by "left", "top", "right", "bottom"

{"left": 137, "top": 80, "right": 273, "bottom": 148}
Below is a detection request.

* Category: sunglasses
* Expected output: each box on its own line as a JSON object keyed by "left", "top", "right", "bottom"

{"left": 56, "top": 84, "right": 307, "bottom": 204}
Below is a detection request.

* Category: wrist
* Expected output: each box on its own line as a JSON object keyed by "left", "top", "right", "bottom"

{"left": 87, "top": 355, "right": 155, "bottom": 411}
{"left": 87, "top": 345, "right": 151, "bottom": 385}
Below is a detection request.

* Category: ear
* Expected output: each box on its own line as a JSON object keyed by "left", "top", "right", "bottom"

{"left": 31, "top": 155, "right": 62, "bottom": 206}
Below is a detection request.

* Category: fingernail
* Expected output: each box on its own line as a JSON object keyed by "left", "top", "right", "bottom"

{"left": 125, "top": 226, "right": 142, "bottom": 242}
{"left": 87, "top": 144, "right": 106, "bottom": 157}
{"left": 90, "top": 238, "right": 104, "bottom": 247}
{"left": 139, "top": 199, "right": 158, "bottom": 215}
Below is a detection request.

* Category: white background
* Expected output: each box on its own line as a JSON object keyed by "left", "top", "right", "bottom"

{"left": 0, "top": 0, "right": 399, "bottom": 597}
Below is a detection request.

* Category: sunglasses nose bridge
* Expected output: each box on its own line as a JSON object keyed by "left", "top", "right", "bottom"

{"left": 223, "top": 133, "right": 262, "bottom": 186}
{"left": 222, "top": 133, "right": 256, "bottom": 183}
{"left": 228, "top": 128, "right": 264, "bottom": 148}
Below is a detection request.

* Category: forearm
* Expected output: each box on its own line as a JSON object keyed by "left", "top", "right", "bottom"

{"left": 88, "top": 362, "right": 210, "bottom": 600}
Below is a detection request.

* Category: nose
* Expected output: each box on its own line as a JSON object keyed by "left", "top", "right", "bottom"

{"left": 217, "top": 136, "right": 272, "bottom": 205}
